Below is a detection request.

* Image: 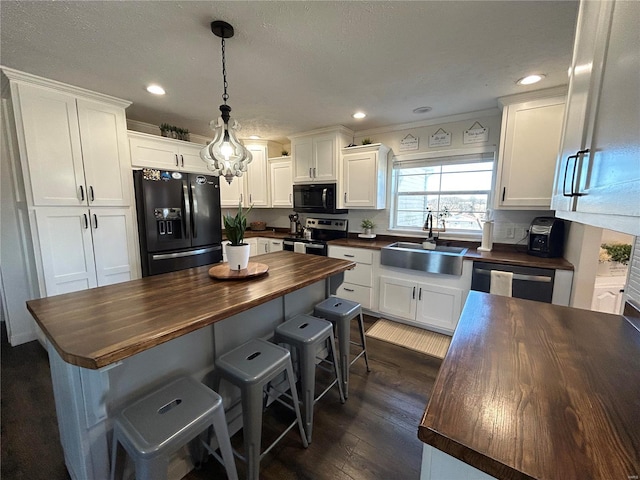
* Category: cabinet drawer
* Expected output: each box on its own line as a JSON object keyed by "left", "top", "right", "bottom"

{"left": 343, "top": 263, "right": 372, "bottom": 287}
{"left": 336, "top": 283, "right": 371, "bottom": 310}
{"left": 329, "top": 246, "right": 373, "bottom": 264}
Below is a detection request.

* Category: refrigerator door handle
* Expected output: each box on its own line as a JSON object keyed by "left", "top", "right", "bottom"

{"left": 182, "top": 182, "right": 191, "bottom": 239}
{"left": 190, "top": 183, "right": 198, "bottom": 239}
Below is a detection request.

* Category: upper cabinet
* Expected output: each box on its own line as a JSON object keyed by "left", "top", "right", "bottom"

{"left": 340, "top": 143, "right": 390, "bottom": 209}
{"left": 551, "top": 0, "right": 640, "bottom": 236}
{"left": 219, "top": 142, "right": 269, "bottom": 208}
{"left": 290, "top": 126, "right": 353, "bottom": 183}
{"left": 7, "top": 78, "right": 132, "bottom": 207}
{"left": 269, "top": 156, "right": 293, "bottom": 208}
{"left": 129, "top": 131, "right": 210, "bottom": 175}
{"left": 495, "top": 92, "right": 566, "bottom": 209}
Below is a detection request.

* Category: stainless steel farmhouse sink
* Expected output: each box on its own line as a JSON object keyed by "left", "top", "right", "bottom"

{"left": 380, "top": 242, "right": 468, "bottom": 275}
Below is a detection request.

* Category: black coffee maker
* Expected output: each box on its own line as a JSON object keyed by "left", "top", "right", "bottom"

{"left": 528, "top": 217, "right": 565, "bottom": 258}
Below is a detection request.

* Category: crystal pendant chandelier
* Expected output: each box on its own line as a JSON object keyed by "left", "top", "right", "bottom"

{"left": 200, "top": 21, "right": 252, "bottom": 184}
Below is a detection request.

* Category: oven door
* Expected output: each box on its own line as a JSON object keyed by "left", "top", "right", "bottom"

{"left": 283, "top": 240, "right": 327, "bottom": 256}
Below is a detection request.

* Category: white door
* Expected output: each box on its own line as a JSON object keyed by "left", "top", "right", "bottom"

{"left": 17, "top": 83, "right": 85, "bottom": 206}
{"left": 76, "top": 99, "right": 130, "bottom": 207}
{"left": 269, "top": 158, "right": 293, "bottom": 207}
{"left": 35, "top": 207, "right": 97, "bottom": 295}
{"left": 415, "top": 283, "right": 462, "bottom": 332}
{"left": 292, "top": 137, "right": 313, "bottom": 182}
{"left": 90, "top": 208, "right": 136, "bottom": 286}
{"left": 313, "top": 134, "right": 336, "bottom": 181}
{"left": 245, "top": 145, "right": 269, "bottom": 206}
{"left": 343, "top": 151, "right": 376, "bottom": 208}
{"left": 257, "top": 238, "right": 270, "bottom": 255}
{"left": 220, "top": 176, "right": 245, "bottom": 207}
{"left": 378, "top": 276, "right": 416, "bottom": 321}
{"left": 268, "top": 239, "right": 283, "bottom": 252}
{"left": 129, "top": 134, "right": 180, "bottom": 170}
{"left": 178, "top": 143, "right": 209, "bottom": 174}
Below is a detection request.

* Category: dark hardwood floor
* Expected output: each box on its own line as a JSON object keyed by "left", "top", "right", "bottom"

{"left": 1, "top": 317, "right": 441, "bottom": 479}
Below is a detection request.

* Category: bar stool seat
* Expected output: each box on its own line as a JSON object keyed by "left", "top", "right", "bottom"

{"left": 110, "top": 376, "right": 237, "bottom": 480}
{"left": 314, "top": 296, "right": 371, "bottom": 398}
{"left": 274, "top": 314, "right": 345, "bottom": 443}
{"left": 215, "top": 338, "right": 308, "bottom": 480}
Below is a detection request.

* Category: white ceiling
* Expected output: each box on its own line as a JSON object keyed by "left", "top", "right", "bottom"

{"left": 1, "top": 1, "right": 579, "bottom": 144}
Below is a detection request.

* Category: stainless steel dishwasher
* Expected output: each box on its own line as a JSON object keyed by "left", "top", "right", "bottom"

{"left": 471, "top": 261, "right": 555, "bottom": 303}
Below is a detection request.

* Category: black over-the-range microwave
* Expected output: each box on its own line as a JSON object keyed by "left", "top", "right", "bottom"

{"left": 293, "top": 183, "right": 348, "bottom": 214}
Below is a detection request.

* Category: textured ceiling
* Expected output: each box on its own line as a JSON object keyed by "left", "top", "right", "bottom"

{"left": 0, "top": 1, "right": 579, "bottom": 144}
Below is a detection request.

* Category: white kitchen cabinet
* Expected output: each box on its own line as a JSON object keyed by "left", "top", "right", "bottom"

{"left": 268, "top": 238, "right": 283, "bottom": 252}
{"left": 495, "top": 94, "right": 565, "bottom": 209}
{"left": 328, "top": 245, "right": 374, "bottom": 309}
{"left": 551, "top": 0, "right": 640, "bottom": 235}
{"left": 269, "top": 156, "right": 293, "bottom": 207}
{"left": 129, "top": 131, "right": 211, "bottom": 175}
{"left": 591, "top": 276, "right": 625, "bottom": 314}
{"left": 255, "top": 237, "right": 283, "bottom": 255}
{"left": 340, "top": 143, "right": 390, "bottom": 209}
{"left": 219, "top": 143, "right": 269, "bottom": 208}
{"left": 290, "top": 126, "right": 353, "bottom": 183}
{"left": 34, "top": 207, "right": 136, "bottom": 296}
{"left": 9, "top": 80, "right": 131, "bottom": 207}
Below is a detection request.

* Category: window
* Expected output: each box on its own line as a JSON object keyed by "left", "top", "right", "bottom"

{"left": 391, "top": 149, "right": 495, "bottom": 235}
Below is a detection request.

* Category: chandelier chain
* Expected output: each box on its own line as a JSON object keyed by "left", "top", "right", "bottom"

{"left": 221, "top": 37, "right": 229, "bottom": 104}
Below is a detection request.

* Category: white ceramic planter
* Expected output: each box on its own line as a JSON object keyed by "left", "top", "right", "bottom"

{"left": 226, "top": 244, "right": 251, "bottom": 271}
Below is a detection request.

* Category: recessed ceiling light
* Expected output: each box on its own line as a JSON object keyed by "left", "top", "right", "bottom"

{"left": 413, "top": 106, "right": 432, "bottom": 114}
{"left": 352, "top": 112, "right": 366, "bottom": 119}
{"left": 516, "top": 74, "right": 546, "bottom": 86}
{"left": 249, "top": 135, "right": 261, "bottom": 139}
{"left": 146, "top": 84, "right": 166, "bottom": 95}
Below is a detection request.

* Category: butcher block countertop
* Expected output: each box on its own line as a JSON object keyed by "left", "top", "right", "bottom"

{"left": 26, "top": 251, "right": 355, "bottom": 370}
{"left": 419, "top": 291, "right": 640, "bottom": 480}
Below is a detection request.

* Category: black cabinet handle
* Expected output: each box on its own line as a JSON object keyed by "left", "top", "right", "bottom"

{"left": 180, "top": 154, "right": 184, "bottom": 167}
{"left": 563, "top": 149, "right": 589, "bottom": 197}
{"left": 93, "top": 214, "right": 98, "bottom": 229}
{"left": 412, "top": 286, "right": 416, "bottom": 299}
{"left": 79, "top": 185, "right": 85, "bottom": 201}
{"left": 419, "top": 288, "right": 422, "bottom": 301}
{"left": 502, "top": 187, "right": 506, "bottom": 202}
{"left": 89, "top": 186, "right": 95, "bottom": 202}
{"left": 83, "top": 213, "right": 88, "bottom": 229}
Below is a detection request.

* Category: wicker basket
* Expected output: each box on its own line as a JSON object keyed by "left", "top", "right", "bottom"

{"left": 250, "top": 221, "right": 267, "bottom": 231}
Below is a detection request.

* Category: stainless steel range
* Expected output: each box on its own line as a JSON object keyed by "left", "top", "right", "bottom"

{"left": 283, "top": 218, "right": 348, "bottom": 256}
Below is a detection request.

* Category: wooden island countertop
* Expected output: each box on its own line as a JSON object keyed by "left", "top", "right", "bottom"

{"left": 27, "top": 251, "right": 355, "bottom": 370}
{"left": 419, "top": 291, "right": 640, "bottom": 480}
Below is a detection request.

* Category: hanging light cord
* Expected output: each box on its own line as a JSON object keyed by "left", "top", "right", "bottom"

{"left": 221, "top": 36, "right": 229, "bottom": 105}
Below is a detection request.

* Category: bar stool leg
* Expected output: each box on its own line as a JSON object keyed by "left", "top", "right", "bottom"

{"left": 136, "top": 456, "right": 169, "bottom": 480}
{"left": 241, "top": 383, "right": 264, "bottom": 480}
{"left": 357, "top": 312, "right": 371, "bottom": 372}
{"left": 299, "top": 340, "right": 317, "bottom": 444}
{"left": 211, "top": 409, "right": 239, "bottom": 480}
{"left": 286, "top": 362, "right": 309, "bottom": 449}
{"left": 110, "top": 431, "right": 125, "bottom": 480}
{"left": 328, "top": 332, "right": 346, "bottom": 404}
{"left": 336, "top": 317, "right": 351, "bottom": 399}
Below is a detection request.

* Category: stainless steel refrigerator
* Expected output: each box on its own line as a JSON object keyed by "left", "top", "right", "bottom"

{"left": 133, "top": 169, "right": 222, "bottom": 276}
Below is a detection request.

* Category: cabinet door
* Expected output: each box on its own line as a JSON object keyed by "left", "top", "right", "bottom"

{"left": 336, "top": 283, "right": 372, "bottom": 310}
{"left": 178, "top": 143, "right": 209, "bottom": 174}
{"left": 497, "top": 97, "right": 565, "bottom": 209}
{"left": 573, "top": 0, "right": 640, "bottom": 221}
{"left": 257, "top": 238, "right": 270, "bottom": 255}
{"left": 268, "top": 239, "right": 283, "bottom": 252}
{"left": 313, "top": 134, "right": 337, "bottom": 181}
{"left": 591, "top": 284, "right": 624, "bottom": 314}
{"left": 246, "top": 238, "right": 258, "bottom": 257}
{"left": 16, "top": 83, "right": 85, "bottom": 206}
{"left": 129, "top": 135, "right": 180, "bottom": 170}
{"left": 415, "top": 283, "right": 462, "bottom": 332}
{"left": 220, "top": 176, "right": 245, "bottom": 207}
{"left": 378, "top": 276, "right": 416, "bottom": 320}
{"left": 245, "top": 145, "right": 269, "bottom": 206}
{"left": 269, "top": 158, "right": 293, "bottom": 207}
{"left": 35, "top": 207, "right": 97, "bottom": 295}
{"left": 292, "top": 137, "right": 313, "bottom": 182}
{"left": 343, "top": 151, "right": 377, "bottom": 208}
{"left": 90, "top": 208, "right": 136, "bottom": 286}
{"left": 76, "top": 99, "right": 131, "bottom": 207}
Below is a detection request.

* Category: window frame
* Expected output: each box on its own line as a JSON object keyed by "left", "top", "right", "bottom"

{"left": 389, "top": 146, "right": 496, "bottom": 238}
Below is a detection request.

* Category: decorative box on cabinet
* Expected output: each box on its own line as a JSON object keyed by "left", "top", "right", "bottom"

{"left": 34, "top": 207, "right": 137, "bottom": 296}
{"left": 495, "top": 92, "right": 565, "bottom": 209}
{"left": 4, "top": 71, "right": 132, "bottom": 207}
{"left": 289, "top": 126, "right": 353, "bottom": 183}
{"left": 128, "top": 131, "right": 210, "bottom": 175}
{"left": 219, "top": 143, "right": 269, "bottom": 207}
{"left": 340, "top": 143, "right": 390, "bottom": 209}
{"left": 269, "top": 156, "right": 293, "bottom": 207}
{"left": 328, "top": 245, "right": 374, "bottom": 309}
{"left": 551, "top": 0, "right": 640, "bottom": 236}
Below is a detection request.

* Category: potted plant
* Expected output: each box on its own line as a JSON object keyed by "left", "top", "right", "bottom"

{"left": 598, "top": 243, "right": 631, "bottom": 276}
{"left": 361, "top": 219, "right": 375, "bottom": 235}
{"left": 159, "top": 123, "right": 171, "bottom": 137}
{"left": 361, "top": 137, "right": 372, "bottom": 145}
{"left": 224, "top": 202, "right": 253, "bottom": 270}
{"left": 281, "top": 149, "right": 289, "bottom": 156}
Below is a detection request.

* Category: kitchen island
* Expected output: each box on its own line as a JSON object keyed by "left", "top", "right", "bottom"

{"left": 27, "top": 251, "right": 355, "bottom": 480}
{"left": 419, "top": 291, "right": 640, "bottom": 480}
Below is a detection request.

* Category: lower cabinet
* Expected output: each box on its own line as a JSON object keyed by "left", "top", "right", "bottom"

{"left": 35, "top": 207, "right": 137, "bottom": 296}
{"left": 591, "top": 276, "right": 626, "bottom": 314}
{"left": 328, "top": 245, "right": 374, "bottom": 309}
{"left": 256, "top": 238, "right": 283, "bottom": 255}
{"left": 378, "top": 275, "right": 465, "bottom": 334}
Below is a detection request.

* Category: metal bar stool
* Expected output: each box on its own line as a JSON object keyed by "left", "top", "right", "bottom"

{"left": 274, "top": 314, "right": 345, "bottom": 443}
{"left": 215, "top": 338, "right": 308, "bottom": 480}
{"left": 314, "top": 296, "right": 371, "bottom": 398}
{"left": 110, "top": 376, "right": 238, "bottom": 480}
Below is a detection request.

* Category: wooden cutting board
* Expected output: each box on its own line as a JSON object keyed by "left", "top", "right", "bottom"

{"left": 208, "top": 262, "right": 269, "bottom": 280}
